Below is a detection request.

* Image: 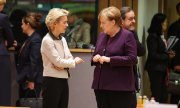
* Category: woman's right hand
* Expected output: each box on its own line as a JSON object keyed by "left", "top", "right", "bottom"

{"left": 74, "top": 57, "right": 84, "bottom": 64}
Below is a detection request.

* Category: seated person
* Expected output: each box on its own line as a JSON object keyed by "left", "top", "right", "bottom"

{"left": 65, "top": 14, "right": 91, "bottom": 48}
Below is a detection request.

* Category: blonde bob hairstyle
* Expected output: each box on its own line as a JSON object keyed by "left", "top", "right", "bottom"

{"left": 0, "top": 0, "right": 6, "bottom": 5}
{"left": 45, "top": 8, "right": 69, "bottom": 31}
{"left": 98, "top": 6, "right": 121, "bottom": 27}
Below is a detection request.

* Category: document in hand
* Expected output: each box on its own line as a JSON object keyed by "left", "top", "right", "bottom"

{"left": 167, "top": 36, "right": 179, "bottom": 51}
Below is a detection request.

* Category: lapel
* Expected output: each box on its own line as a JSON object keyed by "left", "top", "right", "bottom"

{"left": 19, "top": 35, "right": 33, "bottom": 56}
{"left": 167, "top": 36, "right": 179, "bottom": 51}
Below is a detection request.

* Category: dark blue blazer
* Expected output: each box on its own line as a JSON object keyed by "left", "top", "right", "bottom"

{"left": 0, "top": 13, "right": 14, "bottom": 55}
{"left": 91, "top": 28, "right": 137, "bottom": 91}
{"left": 17, "top": 31, "right": 43, "bottom": 84}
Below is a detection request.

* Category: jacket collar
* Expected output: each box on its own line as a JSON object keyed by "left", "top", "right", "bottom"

{"left": 49, "top": 32, "right": 62, "bottom": 40}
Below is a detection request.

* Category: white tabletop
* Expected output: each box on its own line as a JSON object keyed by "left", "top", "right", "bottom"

{"left": 145, "top": 103, "right": 177, "bottom": 108}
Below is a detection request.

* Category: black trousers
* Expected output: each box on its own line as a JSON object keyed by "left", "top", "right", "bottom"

{"left": 94, "top": 90, "right": 137, "bottom": 108}
{"left": 0, "top": 55, "right": 11, "bottom": 106}
{"left": 148, "top": 70, "right": 168, "bottom": 103}
{"left": 43, "top": 77, "right": 69, "bottom": 108}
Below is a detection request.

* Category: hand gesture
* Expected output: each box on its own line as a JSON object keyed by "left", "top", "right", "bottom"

{"left": 99, "top": 56, "right": 110, "bottom": 64}
{"left": 92, "top": 54, "right": 101, "bottom": 62}
{"left": 74, "top": 57, "right": 84, "bottom": 64}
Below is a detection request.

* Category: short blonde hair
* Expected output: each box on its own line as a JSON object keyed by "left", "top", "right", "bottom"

{"left": 45, "top": 8, "right": 69, "bottom": 30}
{"left": 98, "top": 6, "right": 121, "bottom": 26}
{"left": 0, "top": 0, "right": 6, "bottom": 5}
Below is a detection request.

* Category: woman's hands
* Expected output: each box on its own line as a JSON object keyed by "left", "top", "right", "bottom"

{"left": 92, "top": 54, "right": 110, "bottom": 64}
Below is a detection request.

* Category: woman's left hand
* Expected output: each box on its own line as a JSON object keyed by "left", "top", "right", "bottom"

{"left": 99, "top": 56, "right": 110, "bottom": 64}
{"left": 27, "top": 82, "right": 35, "bottom": 90}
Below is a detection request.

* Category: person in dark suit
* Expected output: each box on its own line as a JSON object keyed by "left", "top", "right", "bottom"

{"left": 92, "top": 6, "right": 137, "bottom": 108}
{"left": 121, "top": 6, "right": 146, "bottom": 93}
{"left": 0, "top": 0, "right": 15, "bottom": 106}
{"left": 120, "top": 6, "right": 146, "bottom": 107}
{"left": 145, "top": 13, "right": 169, "bottom": 103}
{"left": 16, "top": 12, "right": 43, "bottom": 99}
{"left": 167, "top": 2, "right": 180, "bottom": 105}
{"left": 121, "top": 7, "right": 146, "bottom": 57}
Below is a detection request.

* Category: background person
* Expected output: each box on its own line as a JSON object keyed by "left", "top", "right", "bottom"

{"left": 120, "top": 6, "right": 146, "bottom": 107}
{"left": 9, "top": 9, "right": 27, "bottom": 69}
{"left": 0, "top": 0, "right": 15, "bottom": 105}
{"left": 9, "top": 9, "right": 27, "bottom": 48}
{"left": 91, "top": 6, "right": 137, "bottom": 108}
{"left": 65, "top": 14, "right": 91, "bottom": 48}
{"left": 121, "top": 7, "right": 146, "bottom": 57}
{"left": 41, "top": 8, "right": 84, "bottom": 108}
{"left": 121, "top": 6, "right": 146, "bottom": 93}
{"left": 16, "top": 12, "right": 43, "bottom": 100}
{"left": 167, "top": 2, "right": 180, "bottom": 104}
{"left": 145, "top": 13, "right": 169, "bottom": 103}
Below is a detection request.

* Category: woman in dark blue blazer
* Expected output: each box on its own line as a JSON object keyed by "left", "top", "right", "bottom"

{"left": 145, "top": 13, "right": 169, "bottom": 103}
{"left": 91, "top": 6, "right": 137, "bottom": 108}
{"left": 0, "top": 0, "right": 15, "bottom": 106}
{"left": 16, "top": 12, "right": 43, "bottom": 99}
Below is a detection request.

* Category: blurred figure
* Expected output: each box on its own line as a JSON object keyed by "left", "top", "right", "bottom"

{"left": 92, "top": 6, "right": 137, "bottom": 108}
{"left": 41, "top": 8, "right": 84, "bottom": 108}
{"left": 16, "top": 12, "right": 43, "bottom": 100}
{"left": 167, "top": 2, "right": 180, "bottom": 104}
{"left": 65, "top": 14, "right": 91, "bottom": 48}
{"left": 145, "top": 13, "right": 169, "bottom": 103}
{"left": 0, "top": 0, "right": 15, "bottom": 106}
{"left": 9, "top": 9, "right": 27, "bottom": 68}
{"left": 9, "top": 9, "right": 27, "bottom": 48}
